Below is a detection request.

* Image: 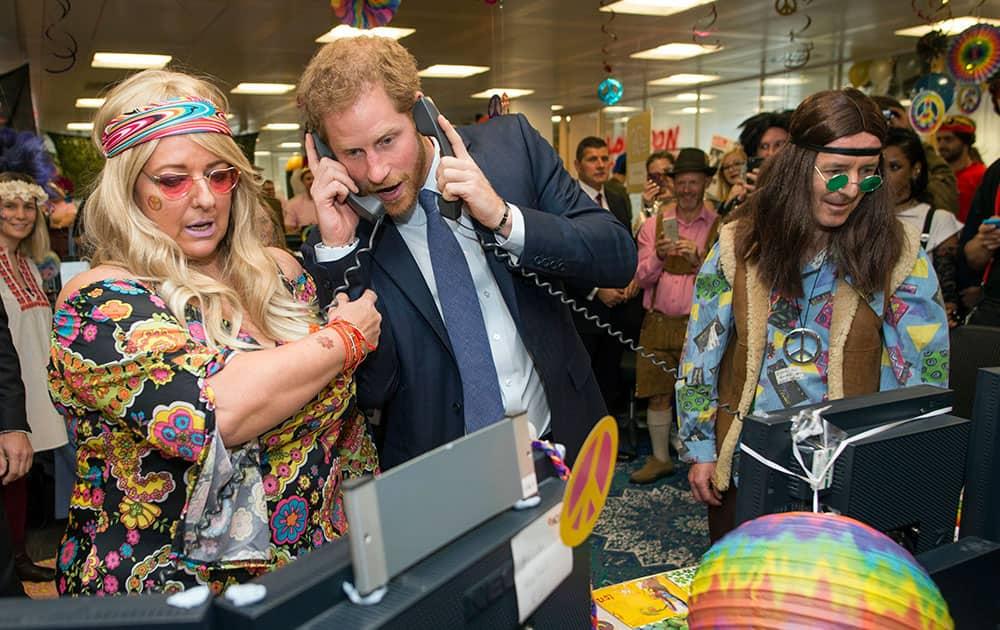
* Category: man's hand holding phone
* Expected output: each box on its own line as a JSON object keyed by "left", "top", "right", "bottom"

{"left": 435, "top": 114, "right": 510, "bottom": 237}
{"left": 305, "top": 132, "right": 362, "bottom": 247}
{"left": 743, "top": 155, "right": 764, "bottom": 195}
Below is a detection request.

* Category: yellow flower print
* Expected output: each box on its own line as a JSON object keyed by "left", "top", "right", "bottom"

{"left": 118, "top": 497, "right": 162, "bottom": 530}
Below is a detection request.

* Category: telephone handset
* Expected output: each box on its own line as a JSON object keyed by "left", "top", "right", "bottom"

{"left": 411, "top": 96, "right": 462, "bottom": 220}
{"left": 309, "top": 131, "right": 386, "bottom": 223}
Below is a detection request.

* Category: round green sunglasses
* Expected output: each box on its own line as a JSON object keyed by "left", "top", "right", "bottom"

{"left": 814, "top": 165, "right": 882, "bottom": 193}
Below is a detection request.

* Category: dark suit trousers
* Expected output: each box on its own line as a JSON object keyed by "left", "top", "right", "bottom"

{"left": 0, "top": 486, "right": 26, "bottom": 597}
{"left": 580, "top": 331, "right": 625, "bottom": 413}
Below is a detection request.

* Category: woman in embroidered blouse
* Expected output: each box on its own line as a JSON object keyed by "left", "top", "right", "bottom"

{"left": 47, "top": 70, "right": 381, "bottom": 596}
{"left": 675, "top": 89, "right": 950, "bottom": 542}
{"left": 0, "top": 171, "right": 69, "bottom": 583}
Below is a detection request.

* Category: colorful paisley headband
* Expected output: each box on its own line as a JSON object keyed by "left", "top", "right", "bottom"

{"left": 100, "top": 96, "right": 232, "bottom": 158}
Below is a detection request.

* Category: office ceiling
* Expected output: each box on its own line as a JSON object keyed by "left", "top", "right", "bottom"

{"left": 3, "top": 0, "right": 999, "bottom": 150}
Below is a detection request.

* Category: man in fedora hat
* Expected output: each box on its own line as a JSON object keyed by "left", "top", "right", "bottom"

{"left": 631, "top": 148, "right": 721, "bottom": 483}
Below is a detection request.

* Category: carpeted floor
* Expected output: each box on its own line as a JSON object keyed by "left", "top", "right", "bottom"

{"left": 589, "top": 445, "right": 711, "bottom": 588}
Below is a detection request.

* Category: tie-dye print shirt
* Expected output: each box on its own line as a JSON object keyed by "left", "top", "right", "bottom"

{"left": 48, "top": 274, "right": 378, "bottom": 595}
{"left": 677, "top": 244, "right": 950, "bottom": 464}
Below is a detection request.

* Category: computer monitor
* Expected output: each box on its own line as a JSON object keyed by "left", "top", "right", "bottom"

{"left": 213, "top": 449, "right": 578, "bottom": 630}
{"left": 737, "top": 386, "right": 968, "bottom": 554}
{"left": 917, "top": 536, "right": 1000, "bottom": 629}
{"left": 296, "top": 476, "right": 590, "bottom": 629}
{"left": 959, "top": 367, "right": 1000, "bottom": 542}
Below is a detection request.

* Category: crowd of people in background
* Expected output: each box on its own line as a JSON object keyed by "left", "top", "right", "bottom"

{"left": 0, "top": 31, "right": 997, "bottom": 600}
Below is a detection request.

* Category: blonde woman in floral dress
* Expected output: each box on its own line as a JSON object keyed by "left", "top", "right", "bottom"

{"left": 48, "top": 69, "right": 381, "bottom": 596}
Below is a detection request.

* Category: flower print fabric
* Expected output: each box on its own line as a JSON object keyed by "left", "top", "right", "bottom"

{"left": 48, "top": 274, "right": 378, "bottom": 595}
{"left": 676, "top": 243, "right": 950, "bottom": 464}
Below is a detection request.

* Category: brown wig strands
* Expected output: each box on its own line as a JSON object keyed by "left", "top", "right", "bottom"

{"left": 735, "top": 88, "right": 902, "bottom": 298}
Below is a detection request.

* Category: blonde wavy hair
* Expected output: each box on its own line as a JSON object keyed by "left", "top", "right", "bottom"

{"left": 87, "top": 69, "right": 311, "bottom": 350}
{"left": 0, "top": 172, "right": 51, "bottom": 262}
{"left": 714, "top": 146, "right": 747, "bottom": 202}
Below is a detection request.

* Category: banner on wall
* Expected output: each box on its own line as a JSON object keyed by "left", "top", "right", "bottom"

{"left": 626, "top": 111, "right": 651, "bottom": 194}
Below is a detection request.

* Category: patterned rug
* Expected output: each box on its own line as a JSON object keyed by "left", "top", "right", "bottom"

{"left": 590, "top": 454, "right": 711, "bottom": 588}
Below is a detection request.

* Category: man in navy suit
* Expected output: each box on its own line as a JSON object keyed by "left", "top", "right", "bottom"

{"left": 297, "top": 36, "right": 637, "bottom": 469}
{"left": 569, "top": 136, "right": 641, "bottom": 418}
{"left": 0, "top": 300, "right": 31, "bottom": 597}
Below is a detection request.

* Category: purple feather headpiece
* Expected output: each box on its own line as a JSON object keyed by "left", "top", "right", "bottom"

{"left": 0, "top": 128, "right": 57, "bottom": 197}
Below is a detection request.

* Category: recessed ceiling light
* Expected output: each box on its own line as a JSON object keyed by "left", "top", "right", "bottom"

{"left": 900, "top": 99, "right": 912, "bottom": 107}
{"left": 603, "top": 106, "right": 638, "bottom": 113}
{"left": 764, "top": 76, "right": 808, "bottom": 86}
{"left": 662, "top": 93, "right": 717, "bottom": 102}
{"left": 600, "top": 0, "right": 715, "bottom": 17}
{"left": 671, "top": 107, "right": 715, "bottom": 114}
{"left": 261, "top": 123, "right": 301, "bottom": 131}
{"left": 631, "top": 42, "right": 722, "bottom": 61}
{"left": 254, "top": 150, "right": 271, "bottom": 156}
{"left": 895, "top": 16, "right": 1000, "bottom": 37}
{"left": 648, "top": 73, "right": 720, "bottom": 86}
{"left": 551, "top": 104, "right": 564, "bottom": 111}
{"left": 231, "top": 83, "right": 296, "bottom": 95}
{"left": 75, "top": 98, "right": 105, "bottom": 108}
{"left": 92, "top": 52, "right": 171, "bottom": 69}
{"left": 759, "top": 95, "right": 785, "bottom": 102}
{"left": 418, "top": 64, "right": 490, "bottom": 79}
{"left": 279, "top": 142, "right": 302, "bottom": 149}
{"left": 551, "top": 115, "right": 562, "bottom": 123}
{"left": 66, "top": 122, "right": 94, "bottom": 131}
{"left": 470, "top": 88, "right": 535, "bottom": 99}
{"left": 315, "top": 25, "right": 415, "bottom": 42}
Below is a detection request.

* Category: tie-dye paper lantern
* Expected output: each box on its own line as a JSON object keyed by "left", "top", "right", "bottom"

{"left": 330, "top": 0, "right": 399, "bottom": 29}
{"left": 687, "top": 512, "right": 953, "bottom": 629}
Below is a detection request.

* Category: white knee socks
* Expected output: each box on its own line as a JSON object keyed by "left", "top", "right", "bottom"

{"left": 646, "top": 407, "right": 673, "bottom": 463}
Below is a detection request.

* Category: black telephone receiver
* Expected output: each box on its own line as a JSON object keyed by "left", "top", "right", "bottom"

{"left": 309, "top": 131, "right": 386, "bottom": 223}
{"left": 412, "top": 96, "right": 463, "bottom": 220}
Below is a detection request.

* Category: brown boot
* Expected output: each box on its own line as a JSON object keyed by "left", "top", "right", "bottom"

{"left": 629, "top": 455, "right": 674, "bottom": 484}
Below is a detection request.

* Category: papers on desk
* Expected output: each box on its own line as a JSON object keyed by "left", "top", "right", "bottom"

{"left": 511, "top": 502, "right": 572, "bottom": 623}
{"left": 593, "top": 565, "right": 696, "bottom": 628}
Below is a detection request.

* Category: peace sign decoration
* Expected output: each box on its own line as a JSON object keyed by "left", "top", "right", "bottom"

{"left": 909, "top": 89, "right": 946, "bottom": 135}
{"left": 559, "top": 416, "right": 618, "bottom": 547}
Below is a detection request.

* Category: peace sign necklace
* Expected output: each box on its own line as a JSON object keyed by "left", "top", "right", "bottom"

{"left": 783, "top": 253, "right": 826, "bottom": 365}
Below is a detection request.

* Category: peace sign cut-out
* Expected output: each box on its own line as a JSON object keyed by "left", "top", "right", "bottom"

{"left": 559, "top": 416, "right": 618, "bottom": 547}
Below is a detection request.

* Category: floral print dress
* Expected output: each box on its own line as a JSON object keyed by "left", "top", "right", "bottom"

{"left": 48, "top": 274, "right": 378, "bottom": 596}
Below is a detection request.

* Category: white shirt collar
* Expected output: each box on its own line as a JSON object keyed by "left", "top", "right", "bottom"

{"left": 578, "top": 180, "right": 605, "bottom": 204}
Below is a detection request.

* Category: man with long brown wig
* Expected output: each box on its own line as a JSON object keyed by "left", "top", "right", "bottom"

{"left": 675, "top": 88, "right": 950, "bottom": 541}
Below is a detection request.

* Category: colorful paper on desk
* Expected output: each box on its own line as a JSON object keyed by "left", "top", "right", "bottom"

{"left": 593, "top": 566, "right": 693, "bottom": 628}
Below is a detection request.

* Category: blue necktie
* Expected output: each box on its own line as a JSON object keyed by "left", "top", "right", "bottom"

{"left": 420, "top": 189, "right": 505, "bottom": 433}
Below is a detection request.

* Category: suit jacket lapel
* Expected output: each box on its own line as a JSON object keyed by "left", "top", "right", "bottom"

{"left": 371, "top": 221, "right": 453, "bottom": 353}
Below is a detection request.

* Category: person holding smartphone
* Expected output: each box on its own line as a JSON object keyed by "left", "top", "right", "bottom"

{"left": 636, "top": 151, "right": 675, "bottom": 234}
{"left": 737, "top": 110, "right": 791, "bottom": 197}
{"left": 631, "top": 148, "right": 720, "bottom": 484}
